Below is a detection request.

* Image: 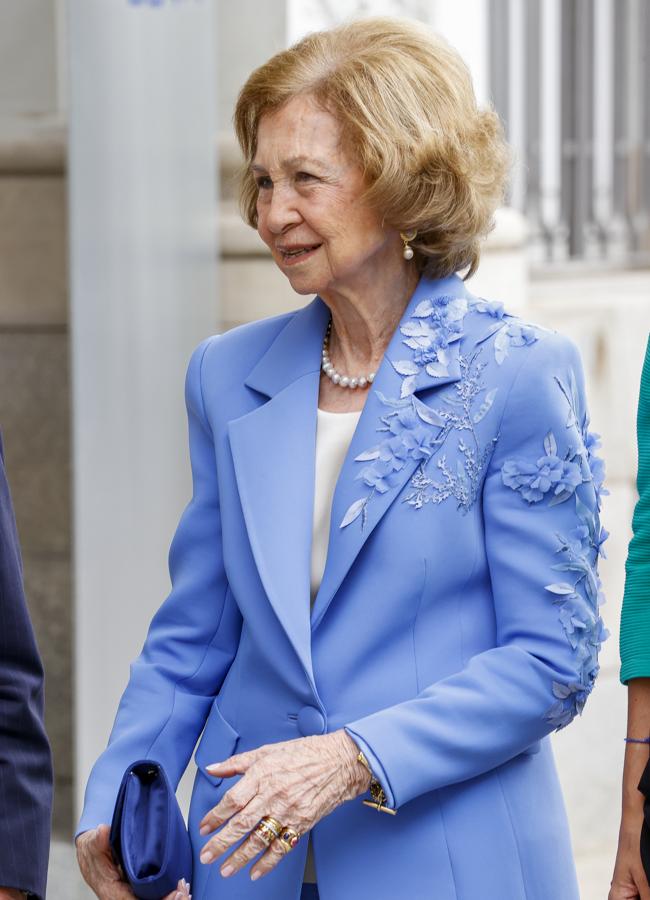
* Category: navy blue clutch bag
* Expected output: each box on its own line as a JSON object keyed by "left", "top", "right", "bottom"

{"left": 110, "top": 760, "right": 193, "bottom": 900}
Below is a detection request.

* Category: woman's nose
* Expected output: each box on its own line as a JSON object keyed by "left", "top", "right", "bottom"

{"left": 265, "top": 185, "right": 302, "bottom": 234}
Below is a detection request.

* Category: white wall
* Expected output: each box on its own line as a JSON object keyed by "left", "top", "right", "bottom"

{"left": 0, "top": 0, "right": 60, "bottom": 116}
{"left": 67, "top": 0, "right": 220, "bottom": 820}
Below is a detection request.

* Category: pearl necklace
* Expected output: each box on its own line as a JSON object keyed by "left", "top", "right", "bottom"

{"left": 321, "top": 319, "right": 376, "bottom": 390}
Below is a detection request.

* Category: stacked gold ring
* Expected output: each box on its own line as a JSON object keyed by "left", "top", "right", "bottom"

{"left": 276, "top": 827, "right": 301, "bottom": 854}
{"left": 253, "top": 816, "right": 284, "bottom": 846}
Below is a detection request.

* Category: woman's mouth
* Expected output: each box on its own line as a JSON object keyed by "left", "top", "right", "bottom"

{"left": 278, "top": 243, "right": 322, "bottom": 265}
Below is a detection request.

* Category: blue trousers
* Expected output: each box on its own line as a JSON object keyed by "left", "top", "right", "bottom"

{"left": 300, "top": 884, "right": 319, "bottom": 900}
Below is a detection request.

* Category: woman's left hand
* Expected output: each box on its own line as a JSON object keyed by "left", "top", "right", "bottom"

{"left": 198, "top": 729, "right": 371, "bottom": 881}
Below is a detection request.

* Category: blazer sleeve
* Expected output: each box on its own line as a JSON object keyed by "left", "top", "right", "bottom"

{"left": 345, "top": 332, "right": 607, "bottom": 810}
{"left": 77, "top": 336, "right": 243, "bottom": 836}
{"left": 0, "top": 433, "right": 53, "bottom": 899}
{"left": 620, "top": 335, "right": 650, "bottom": 683}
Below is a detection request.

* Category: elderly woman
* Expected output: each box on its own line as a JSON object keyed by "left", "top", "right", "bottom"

{"left": 76, "top": 17, "right": 607, "bottom": 900}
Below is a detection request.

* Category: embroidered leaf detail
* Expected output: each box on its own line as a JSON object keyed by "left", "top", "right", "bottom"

{"left": 545, "top": 582, "right": 576, "bottom": 595}
{"left": 554, "top": 376, "right": 577, "bottom": 428}
{"left": 475, "top": 321, "right": 507, "bottom": 345}
{"left": 400, "top": 321, "right": 426, "bottom": 338}
{"left": 544, "top": 431, "right": 558, "bottom": 457}
{"left": 552, "top": 681, "right": 573, "bottom": 699}
{"left": 547, "top": 700, "right": 566, "bottom": 719}
{"left": 473, "top": 388, "right": 498, "bottom": 424}
{"left": 446, "top": 297, "right": 469, "bottom": 323}
{"left": 375, "top": 391, "right": 409, "bottom": 409}
{"left": 575, "top": 494, "right": 596, "bottom": 537}
{"left": 355, "top": 447, "right": 381, "bottom": 462}
{"left": 425, "top": 361, "right": 449, "bottom": 377}
{"left": 495, "top": 326, "right": 518, "bottom": 365}
{"left": 413, "top": 397, "right": 445, "bottom": 426}
{"left": 412, "top": 299, "right": 434, "bottom": 318}
{"left": 568, "top": 368, "right": 581, "bottom": 422}
{"left": 548, "top": 489, "right": 574, "bottom": 507}
{"left": 400, "top": 375, "right": 418, "bottom": 398}
{"left": 392, "top": 359, "right": 419, "bottom": 377}
{"left": 340, "top": 497, "right": 367, "bottom": 528}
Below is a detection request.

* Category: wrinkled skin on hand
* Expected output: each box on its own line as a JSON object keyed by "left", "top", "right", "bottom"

{"left": 198, "top": 729, "right": 372, "bottom": 881}
{"left": 76, "top": 824, "right": 191, "bottom": 900}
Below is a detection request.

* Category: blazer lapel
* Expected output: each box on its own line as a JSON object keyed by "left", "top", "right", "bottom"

{"left": 310, "top": 274, "right": 470, "bottom": 631}
{"left": 227, "top": 298, "right": 329, "bottom": 686}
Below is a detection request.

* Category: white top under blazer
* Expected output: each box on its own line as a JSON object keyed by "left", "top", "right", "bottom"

{"left": 304, "top": 406, "right": 362, "bottom": 883}
{"left": 310, "top": 407, "right": 362, "bottom": 605}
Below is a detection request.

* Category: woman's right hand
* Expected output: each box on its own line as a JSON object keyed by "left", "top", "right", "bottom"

{"left": 609, "top": 813, "right": 650, "bottom": 900}
{"left": 76, "top": 825, "right": 191, "bottom": 899}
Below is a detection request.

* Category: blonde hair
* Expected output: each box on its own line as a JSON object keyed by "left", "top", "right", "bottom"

{"left": 234, "top": 17, "right": 510, "bottom": 280}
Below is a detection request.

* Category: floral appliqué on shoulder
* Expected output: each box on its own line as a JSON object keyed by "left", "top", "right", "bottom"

{"left": 471, "top": 297, "right": 541, "bottom": 365}
{"left": 340, "top": 294, "right": 536, "bottom": 530}
{"left": 501, "top": 370, "right": 609, "bottom": 729}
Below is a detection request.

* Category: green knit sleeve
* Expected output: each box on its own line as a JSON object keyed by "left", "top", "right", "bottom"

{"left": 620, "top": 334, "right": 650, "bottom": 683}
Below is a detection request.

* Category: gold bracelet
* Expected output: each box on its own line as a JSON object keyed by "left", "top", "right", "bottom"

{"left": 356, "top": 750, "right": 397, "bottom": 815}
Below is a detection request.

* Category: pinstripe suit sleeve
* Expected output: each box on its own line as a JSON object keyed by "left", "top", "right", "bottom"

{"left": 0, "top": 432, "right": 53, "bottom": 899}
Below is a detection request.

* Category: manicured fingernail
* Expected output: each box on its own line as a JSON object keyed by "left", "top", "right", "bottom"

{"left": 206, "top": 762, "right": 221, "bottom": 771}
{"left": 221, "top": 864, "right": 234, "bottom": 877}
{"left": 199, "top": 824, "right": 210, "bottom": 836}
{"left": 251, "top": 870, "right": 262, "bottom": 881}
{"left": 200, "top": 850, "right": 212, "bottom": 864}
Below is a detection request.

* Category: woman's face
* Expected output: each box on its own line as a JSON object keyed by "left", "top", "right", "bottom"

{"left": 253, "top": 93, "right": 401, "bottom": 297}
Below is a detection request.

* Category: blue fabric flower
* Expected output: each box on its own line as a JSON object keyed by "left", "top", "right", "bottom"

{"left": 394, "top": 295, "right": 468, "bottom": 393}
{"left": 566, "top": 522, "right": 591, "bottom": 556}
{"left": 493, "top": 323, "right": 539, "bottom": 365}
{"left": 501, "top": 377, "right": 608, "bottom": 731}
{"left": 501, "top": 453, "right": 582, "bottom": 503}
{"left": 352, "top": 398, "right": 442, "bottom": 499}
{"left": 546, "top": 681, "right": 592, "bottom": 729}
{"left": 583, "top": 430, "right": 607, "bottom": 501}
{"left": 471, "top": 298, "right": 506, "bottom": 318}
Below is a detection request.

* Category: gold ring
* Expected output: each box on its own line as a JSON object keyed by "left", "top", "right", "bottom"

{"left": 277, "top": 826, "right": 301, "bottom": 854}
{"left": 260, "top": 816, "right": 284, "bottom": 835}
{"left": 253, "top": 822, "right": 276, "bottom": 845}
{"left": 253, "top": 816, "right": 284, "bottom": 845}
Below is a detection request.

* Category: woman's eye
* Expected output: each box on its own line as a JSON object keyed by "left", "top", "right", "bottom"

{"left": 255, "top": 176, "right": 272, "bottom": 190}
{"left": 295, "top": 171, "right": 316, "bottom": 183}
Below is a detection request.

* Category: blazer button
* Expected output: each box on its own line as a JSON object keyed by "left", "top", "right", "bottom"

{"left": 297, "top": 705, "right": 326, "bottom": 736}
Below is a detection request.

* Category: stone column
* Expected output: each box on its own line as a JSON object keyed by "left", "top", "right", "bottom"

{"left": 67, "top": 0, "right": 219, "bottom": 819}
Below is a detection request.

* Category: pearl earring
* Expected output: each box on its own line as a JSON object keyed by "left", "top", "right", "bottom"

{"left": 400, "top": 230, "right": 417, "bottom": 260}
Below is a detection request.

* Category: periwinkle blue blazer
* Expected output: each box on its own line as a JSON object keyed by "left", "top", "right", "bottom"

{"left": 78, "top": 274, "right": 607, "bottom": 900}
